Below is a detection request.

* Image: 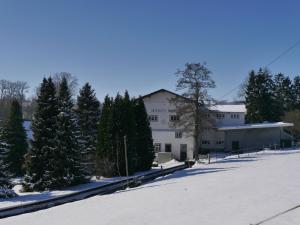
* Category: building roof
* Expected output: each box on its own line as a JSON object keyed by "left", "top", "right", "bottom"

{"left": 217, "top": 122, "right": 294, "bottom": 131}
{"left": 141, "top": 89, "right": 246, "bottom": 113}
{"left": 141, "top": 89, "right": 186, "bottom": 100}
{"left": 209, "top": 104, "right": 246, "bottom": 113}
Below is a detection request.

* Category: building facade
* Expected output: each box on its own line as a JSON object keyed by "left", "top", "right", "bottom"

{"left": 142, "top": 89, "right": 293, "bottom": 161}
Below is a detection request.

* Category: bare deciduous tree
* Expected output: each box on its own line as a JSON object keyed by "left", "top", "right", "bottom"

{"left": 170, "top": 63, "right": 216, "bottom": 160}
{"left": 0, "top": 79, "right": 29, "bottom": 122}
{"left": 53, "top": 72, "right": 78, "bottom": 97}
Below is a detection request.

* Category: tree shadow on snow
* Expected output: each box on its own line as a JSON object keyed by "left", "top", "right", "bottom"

{"left": 152, "top": 166, "right": 237, "bottom": 183}
{"left": 113, "top": 181, "right": 178, "bottom": 195}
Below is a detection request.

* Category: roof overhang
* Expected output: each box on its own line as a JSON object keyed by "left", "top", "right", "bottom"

{"left": 217, "top": 122, "right": 294, "bottom": 131}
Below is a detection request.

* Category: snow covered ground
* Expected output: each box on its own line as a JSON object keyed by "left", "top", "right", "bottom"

{"left": 0, "top": 160, "right": 183, "bottom": 209}
{"left": 1, "top": 150, "right": 300, "bottom": 225}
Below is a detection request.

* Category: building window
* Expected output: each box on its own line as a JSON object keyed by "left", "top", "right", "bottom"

{"left": 148, "top": 115, "right": 158, "bottom": 122}
{"left": 204, "top": 113, "right": 210, "bottom": 118}
{"left": 203, "top": 127, "right": 210, "bottom": 132}
{"left": 215, "top": 113, "right": 225, "bottom": 119}
{"left": 154, "top": 143, "right": 161, "bottom": 153}
{"left": 216, "top": 140, "right": 224, "bottom": 145}
{"left": 231, "top": 114, "right": 239, "bottom": 119}
{"left": 169, "top": 115, "right": 179, "bottom": 122}
{"left": 201, "top": 140, "right": 210, "bottom": 145}
{"left": 165, "top": 144, "right": 172, "bottom": 152}
{"left": 175, "top": 131, "right": 182, "bottom": 139}
{"left": 168, "top": 109, "right": 176, "bottom": 113}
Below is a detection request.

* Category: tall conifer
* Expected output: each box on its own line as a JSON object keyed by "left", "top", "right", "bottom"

{"left": 76, "top": 83, "right": 100, "bottom": 176}
{"left": 0, "top": 127, "right": 17, "bottom": 198}
{"left": 23, "top": 77, "right": 58, "bottom": 191}
{"left": 4, "top": 99, "right": 28, "bottom": 176}
{"left": 134, "top": 98, "right": 154, "bottom": 171}
{"left": 53, "top": 77, "right": 85, "bottom": 187}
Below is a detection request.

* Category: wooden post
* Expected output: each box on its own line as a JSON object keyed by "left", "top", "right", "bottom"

{"left": 124, "top": 135, "right": 129, "bottom": 187}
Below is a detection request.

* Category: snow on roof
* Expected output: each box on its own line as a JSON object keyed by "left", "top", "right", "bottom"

{"left": 217, "top": 122, "right": 294, "bottom": 131}
{"left": 209, "top": 104, "right": 246, "bottom": 113}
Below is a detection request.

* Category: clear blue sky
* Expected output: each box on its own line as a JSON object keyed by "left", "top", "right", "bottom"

{"left": 0, "top": 0, "right": 300, "bottom": 101}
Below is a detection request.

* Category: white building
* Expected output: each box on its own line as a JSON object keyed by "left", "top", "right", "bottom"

{"left": 142, "top": 89, "right": 293, "bottom": 161}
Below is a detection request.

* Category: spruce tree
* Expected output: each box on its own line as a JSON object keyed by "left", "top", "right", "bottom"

{"left": 292, "top": 76, "right": 300, "bottom": 110}
{"left": 0, "top": 127, "right": 17, "bottom": 198}
{"left": 76, "top": 83, "right": 100, "bottom": 176}
{"left": 110, "top": 92, "right": 137, "bottom": 176}
{"left": 273, "top": 73, "right": 293, "bottom": 118}
{"left": 53, "top": 77, "right": 85, "bottom": 187}
{"left": 23, "top": 77, "right": 59, "bottom": 191}
{"left": 134, "top": 98, "right": 154, "bottom": 171}
{"left": 245, "top": 68, "right": 277, "bottom": 123}
{"left": 4, "top": 99, "right": 28, "bottom": 176}
{"left": 96, "top": 95, "right": 114, "bottom": 176}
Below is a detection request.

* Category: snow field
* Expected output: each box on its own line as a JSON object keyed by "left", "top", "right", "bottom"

{"left": 1, "top": 150, "right": 300, "bottom": 225}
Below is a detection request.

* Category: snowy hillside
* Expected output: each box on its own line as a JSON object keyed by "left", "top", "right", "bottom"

{"left": 1, "top": 150, "right": 300, "bottom": 225}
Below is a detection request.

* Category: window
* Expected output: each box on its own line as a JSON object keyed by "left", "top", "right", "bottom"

{"left": 169, "top": 115, "right": 179, "bottom": 122}
{"left": 168, "top": 109, "right": 176, "bottom": 113}
{"left": 203, "top": 127, "right": 210, "bottom": 132}
{"left": 175, "top": 131, "right": 182, "bottom": 139}
{"left": 148, "top": 115, "right": 158, "bottom": 122}
{"left": 231, "top": 114, "right": 240, "bottom": 119}
{"left": 216, "top": 140, "right": 224, "bottom": 145}
{"left": 165, "top": 144, "right": 172, "bottom": 152}
{"left": 204, "top": 113, "right": 210, "bottom": 118}
{"left": 215, "top": 113, "right": 225, "bottom": 119}
{"left": 201, "top": 140, "right": 210, "bottom": 145}
{"left": 154, "top": 143, "right": 161, "bottom": 153}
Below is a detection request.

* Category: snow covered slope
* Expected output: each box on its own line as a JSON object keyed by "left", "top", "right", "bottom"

{"left": 1, "top": 151, "right": 300, "bottom": 225}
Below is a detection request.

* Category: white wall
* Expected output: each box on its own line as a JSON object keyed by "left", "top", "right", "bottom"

{"left": 143, "top": 91, "right": 194, "bottom": 160}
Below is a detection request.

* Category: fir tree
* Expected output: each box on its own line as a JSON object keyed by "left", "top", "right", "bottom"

{"left": 4, "top": 99, "right": 28, "bottom": 176}
{"left": 96, "top": 95, "right": 114, "bottom": 176}
{"left": 273, "top": 73, "right": 293, "bottom": 118}
{"left": 110, "top": 92, "right": 137, "bottom": 176}
{"left": 245, "top": 68, "right": 277, "bottom": 123}
{"left": 23, "top": 77, "right": 59, "bottom": 191}
{"left": 292, "top": 76, "right": 300, "bottom": 110}
{"left": 134, "top": 98, "right": 154, "bottom": 171}
{"left": 76, "top": 83, "right": 100, "bottom": 176}
{"left": 52, "top": 77, "right": 85, "bottom": 187}
{"left": 0, "top": 127, "right": 17, "bottom": 198}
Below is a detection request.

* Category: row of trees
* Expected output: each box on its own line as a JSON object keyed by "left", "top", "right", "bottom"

{"left": 96, "top": 92, "right": 154, "bottom": 176}
{"left": 244, "top": 68, "right": 300, "bottom": 123}
{"left": 0, "top": 74, "right": 155, "bottom": 194}
{"left": 23, "top": 77, "right": 100, "bottom": 191}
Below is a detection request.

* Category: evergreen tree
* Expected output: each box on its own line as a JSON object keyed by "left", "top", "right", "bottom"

{"left": 4, "top": 99, "right": 28, "bottom": 176}
{"left": 110, "top": 92, "right": 137, "bottom": 176}
{"left": 292, "top": 76, "right": 300, "bottom": 110}
{"left": 120, "top": 91, "right": 137, "bottom": 175}
{"left": 0, "top": 127, "right": 17, "bottom": 198}
{"left": 23, "top": 77, "right": 59, "bottom": 191}
{"left": 134, "top": 98, "right": 154, "bottom": 171}
{"left": 273, "top": 73, "right": 293, "bottom": 117}
{"left": 245, "top": 68, "right": 277, "bottom": 123}
{"left": 96, "top": 95, "right": 114, "bottom": 176}
{"left": 52, "top": 77, "right": 85, "bottom": 187}
{"left": 76, "top": 83, "right": 100, "bottom": 176}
